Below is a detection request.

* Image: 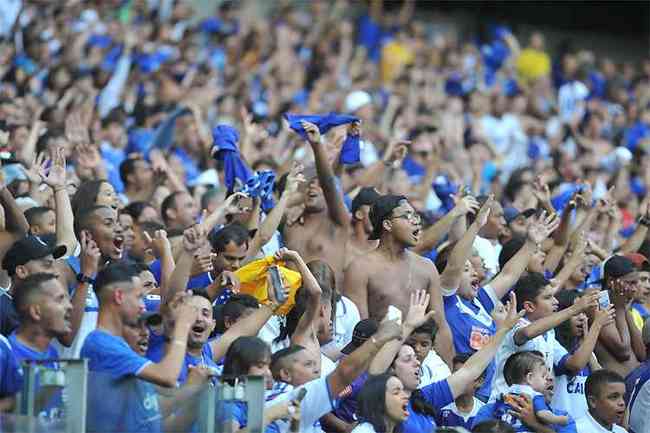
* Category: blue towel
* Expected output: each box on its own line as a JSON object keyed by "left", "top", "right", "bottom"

{"left": 241, "top": 171, "right": 276, "bottom": 213}
{"left": 339, "top": 135, "right": 361, "bottom": 165}
{"left": 284, "top": 113, "right": 359, "bottom": 141}
{"left": 212, "top": 125, "right": 252, "bottom": 191}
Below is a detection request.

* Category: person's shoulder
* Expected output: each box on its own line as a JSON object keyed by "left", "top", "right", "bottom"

{"left": 611, "top": 424, "right": 628, "bottom": 433}
{"left": 351, "top": 422, "right": 376, "bottom": 433}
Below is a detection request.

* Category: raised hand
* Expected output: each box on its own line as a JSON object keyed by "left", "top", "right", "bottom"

{"left": 144, "top": 229, "right": 171, "bottom": 259}
{"left": 383, "top": 141, "right": 410, "bottom": 167}
{"left": 285, "top": 163, "right": 306, "bottom": 195}
{"left": 274, "top": 247, "right": 301, "bottom": 263}
{"left": 374, "top": 318, "right": 403, "bottom": 345}
{"left": 531, "top": 176, "right": 551, "bottom": 205}
{"left": 182, "top": 225, "right": 207, "bottom": 254}
{"left": 527, "top": 211, "right": 560, "bottom": 245}
{"left": 592, "top": 305, "right": 615, "bottom": 330}
{"left": 404, "top": 290, "right": 435, "bottom": 330}
{"left": 39, "top": 146, "right": 67, "bottom": 189}
{"left": 79, "top": 230, "right": 101, "bottom": 278}
{"left": 65, "top": 110, "right": 91, "bottom": 146}
{"left": 347, "top": 121, "right": 361, "bottom": 137}
{"left": 76, "top": 143, "right": 102, "bottom": 170}
{"left": 474, "top": 196, "right": 493, "bottom": 228}
{"left": 493, "top": 292, "right": 525, "bottom": 331}
{"left": 574, "top": 291, "right": 600, "bottom": 313}
{"left": 300, "top": 121, "right": 321, "bottom": 145}
{"left": 451, "top": 190, "right": 480, "bottom": 217}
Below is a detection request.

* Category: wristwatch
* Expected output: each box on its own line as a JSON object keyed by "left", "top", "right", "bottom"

{"left": 76, "top": 273, "right": 94, "bottom": 285}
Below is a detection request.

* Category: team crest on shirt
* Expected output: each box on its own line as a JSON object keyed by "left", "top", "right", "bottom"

{"left": 469, "top": 326, "right": 491, "bottom": 350}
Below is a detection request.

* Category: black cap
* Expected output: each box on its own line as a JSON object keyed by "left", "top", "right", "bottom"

{"left": 351, "top": 187, "right": 381, "bottom": 215}
{"left": 603, "top": 255, "right": 636, "bottom": 281}
{"left": 368, "top": 195, "right": 407, "bottom": 240}
{"left": 139, "top": 311, "right": 162, "bottom": 327}
{"left": 341, "top": 319, "right": 378, "bottom": 355}
{"left": 2, "top": 235, "right": 67, "bottom": 276}
{"left": 504, "top": 207, "right": 536, "bottom": 225}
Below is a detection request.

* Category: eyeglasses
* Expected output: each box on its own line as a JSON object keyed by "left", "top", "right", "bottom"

{"left": 391, "top": 212, "right": 421, "bottom": 224}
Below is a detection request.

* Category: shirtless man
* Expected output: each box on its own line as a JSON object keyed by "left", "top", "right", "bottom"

{"left": 343, "top": 194, "right": 454, "bottom": 365}
{"left": 344, "top": 187, "right": 381, "bottom": 269}
{"left": 282, "top": 121, "right": 351, "bottom": 289}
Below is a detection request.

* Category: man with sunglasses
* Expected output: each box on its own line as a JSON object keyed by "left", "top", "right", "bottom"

{"left": 595, "top": 255, "right": 643, "bottom": 378}
{"left": 343, "top": 194, "right": 454, "bottom": 366}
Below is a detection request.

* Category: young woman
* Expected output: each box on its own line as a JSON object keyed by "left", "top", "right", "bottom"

{"left": 352, "top": 374, "right": 410, "bottom": 433}
{"left": 366, "top": 289, "right": 523, "bottom": 432}
{"left": 71, "top": 179, "right": 120, "bottom": 216}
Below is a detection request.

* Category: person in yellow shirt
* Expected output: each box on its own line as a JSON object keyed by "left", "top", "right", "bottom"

{"left": 380, "top": 31, "right": 414, "bottom": 84}
{"left": 516, "top": 32, "right": 551, "bottom": 84}
{"left": 626, "top": 253, "right": 650, "bottom": 330}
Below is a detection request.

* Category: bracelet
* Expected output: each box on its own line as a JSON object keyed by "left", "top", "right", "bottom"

{"left": 171, "top": 339, "right": 185, "bottom": 347}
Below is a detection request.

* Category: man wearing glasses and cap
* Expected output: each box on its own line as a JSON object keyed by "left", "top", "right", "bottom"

{"left": 343, "top": 194, "right": 454, "bottom": 365}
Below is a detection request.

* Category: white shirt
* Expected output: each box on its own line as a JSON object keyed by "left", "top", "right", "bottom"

{"left": 321, "top": 353, "right": 336, "bottom": 377}
{"left": 480, "top": 113, "right": 528, "bottom": 177}
{"left": 258, "top": 316, "right": 288, "bottom": 354}
{"left": 558, "top": 81, "right": 589, "bottom": 124}
{"left": 267, "top": 376, "right": 336, "bottom": 433}
{"left": 419, "top": 350, "right": 451, "bottom": 387}
{"left": 552, "top": 368, "right": 590, "bottom": 421}
{"left": 489, "top": 317, "right": 568, "bottom": 402}
{"left": 351, "top": 422, "right": 377, "bottom": 433}
{"left": 473, "top": 236, "right": 501, "bottom": 280}
{"left": 575, "top": 411, "right": 627, "bottom": 433}
{"left": 629, "top": 370, "right": 650, "bottom": 433}
{"left": 324, "top": 296, "right": 361, "bottom": 353}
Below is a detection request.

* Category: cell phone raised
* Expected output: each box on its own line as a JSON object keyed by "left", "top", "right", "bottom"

{"left": 598, "top": 290, "right": 610, "bottom": 309}
{"left": 268, "top": 265, "right": 286, "bottom": 304}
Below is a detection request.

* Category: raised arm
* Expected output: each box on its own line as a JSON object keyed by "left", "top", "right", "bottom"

{"left": 327, "top": 319, "right": 402, "bottom": 395}
{"left": 490, "top": 212, "right": 560, "bottom": 300}
{"left": 301, "top": 121, "right": 350, "bottom": 227}
{"left": 597, "top": 281, "right": 634, "bottom": 361}
{"left": 246, "top": 164, "right": 305, "bottom": 260}
{"left": 140, "top": 295, "right": 198, "bottom": 387}
{"left": 413, "top": 194, "right": 479, "bottom": 255}
{"left": 620, "top": 203, "right": 650, "bottom": 254}
{"left": 440, "top": 198, "right": 488, "bottom": 292}
{"left": 0, "top": 180, "right": 29, "bottom": 258}
{"left": 163, "top": 226, "right": 205, "bottom": 306}
{"left": 447, "top": 293, "right": 523, "bottom": 398}
{"left": 427, "top": 262, "right": 454, "bottom": 366}
{"left": 564, "top": 307, "right": 614, "bottom": 373}
{"left": 514, "top": 291, "right": 599, "bottom": 346}
{"left": 39, "top": 146, "right": 78, "bottom": 254}
{"left": 59, "top": 231, "right": 100, "bottom": 347}
{"left": 145, "top": 230, "right": 174, "bottom": 297}
{"left": 342, "top": 258, "right": 370, "bottom": 319}
{"left": 278, "top": 248, "right": 323, "bottom": 350}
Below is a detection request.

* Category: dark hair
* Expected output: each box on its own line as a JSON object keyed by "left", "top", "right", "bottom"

{"left": 452, "top": 352, "right": 473, "bottom": 366}
{"left": 472, "top": 420, "right": 516, "bottom": 433}
{"left": 13, "top": 273, "right": 59, "bottom": 321}
{"left": 434, "top": 243, "right": 454, "bottom": 274}
{"left": 555, "top": 290, "right": 583, "bottom": 351}
{"left": 72, "top": 180, "right": 111, "bottom": 217}
{"left": 24, "top": 206, "right": 53, "bottom": 227}
{"left": 513, "top": 272, "right": 550, "bottom": 310}
{"left": 161, "top": 191, "right": 183, "bottom": 226}
{"left": 270, "top": 345, "right": 305, "bottom": 378}
{"left": 498, "top": 236, "right": 526, "bottom": 270}
{"left": 123, "top": 202, "right": 156, "bottom": 222}
{"left": 503, "top": 351, "right": 546, "bottom": 386}
{"left": 94, "top": 261, "right": 140, "bottom": 296}
{"left": 585, "top": 369, "right": 624, "bottom": 402}
{"left": 467, "top": 195, "right": 491, "bottom": 226}
{"left": 222, "top": 294, "right": 259, "bottom": 326}
{"left": 357, "top": 374, "right": 395, "bottom": 433}
{"left": 388, "top": 350, "right": 438, "bottom": 420}
{"left": 74, "top": 205, "right": 112, "bottom": 238}
{"left": 222, "top": 337, "right": 271, "bottom": 385}
{"left": 200, "top": 187, "right": 221, "bottom": 211}
{"left": 137, "top": 220, "right": 166, "bottom": 238}
{"left": 411, "top": 320, "right": 437, "bottom": 341}
{"left": 119, "top": 157, "right": 139, "bottom": 186}
{"left": 209, "top": 224, "right": 250, "bottom": 253}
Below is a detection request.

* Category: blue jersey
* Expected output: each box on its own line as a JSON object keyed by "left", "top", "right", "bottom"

{"left": 401, "top": 379, "right": 454, "bottom": 433}
{"left": 626, "top": 361, "right": 650, "bottom": 404}
{"left": 81, "top": 329, "right": 162, "bottom": 433}
{"left": 9, "top": 332, "right": 62, "bottom": 422}
{"left": 629, "top": 367, "right": 650, "bottom": 433}
{"left": 0, "top": 334, "right": 22, "bottom": 398}
{"left": 146, "top": 336, "right": 220, "bottom": 384}
{"left": 333, "top": 372, "right": 368, "bottom": 423}
{"left": 444, "top": 285, "right": 498, "bottom": 399}
{"left": 437, "top": 398, "right": 484, "bottom": 429}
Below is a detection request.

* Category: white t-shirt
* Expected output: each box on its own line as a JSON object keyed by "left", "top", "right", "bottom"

{"left": 473, "top": 236, "right": 501, "bottom": 280}
{"left": 480, "top": 113, "right": 528, "bottom": 176}
{"left": 267, "top": 376, "right": 337, "bottom": 433}
{"left": 629, "top": 370, "right": 650, "bottom": 433}
{"left": 327, "top": 296, "right": 361, "bottom": 353}
{"left": 575, "top": 411, "right": 627, "bottom": 433}
{"left": 351, "top": 422, "right": 378, "bottom": 433}
{"left": 321, "top": 353, "right": 337, "bottom": 377}
{"left": 558, "top": 81, "right": 589, "bottom": 124}
{"left": 552, "top": 367, "right": 590, "bottom": 421}
{"left": 489, "top": 317, "right": 569, "bottom": 402}
{"left": 419, "top": 350, "right": 451, "bottom": 387}
{"left": 258, "top": 316, "right": 288, "bottom": 354}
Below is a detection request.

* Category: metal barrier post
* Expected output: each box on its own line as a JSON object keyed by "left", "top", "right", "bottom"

{"left": 63, "top": 359, "right": 87, "bottom": 433}
{"left": 198, "top": 383, "right": 217, "bottom": 433}
{"left": 244, "top": 376, "right": 264, "bottom": 433}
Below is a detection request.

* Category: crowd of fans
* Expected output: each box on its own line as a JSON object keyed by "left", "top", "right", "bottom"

{"left": 2, "top": 0, "right": 650, "bottom": 432}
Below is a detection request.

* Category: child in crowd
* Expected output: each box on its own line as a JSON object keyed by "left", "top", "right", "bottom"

{"left": 437, "top": 353, "right": 485, "bottom": 429}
